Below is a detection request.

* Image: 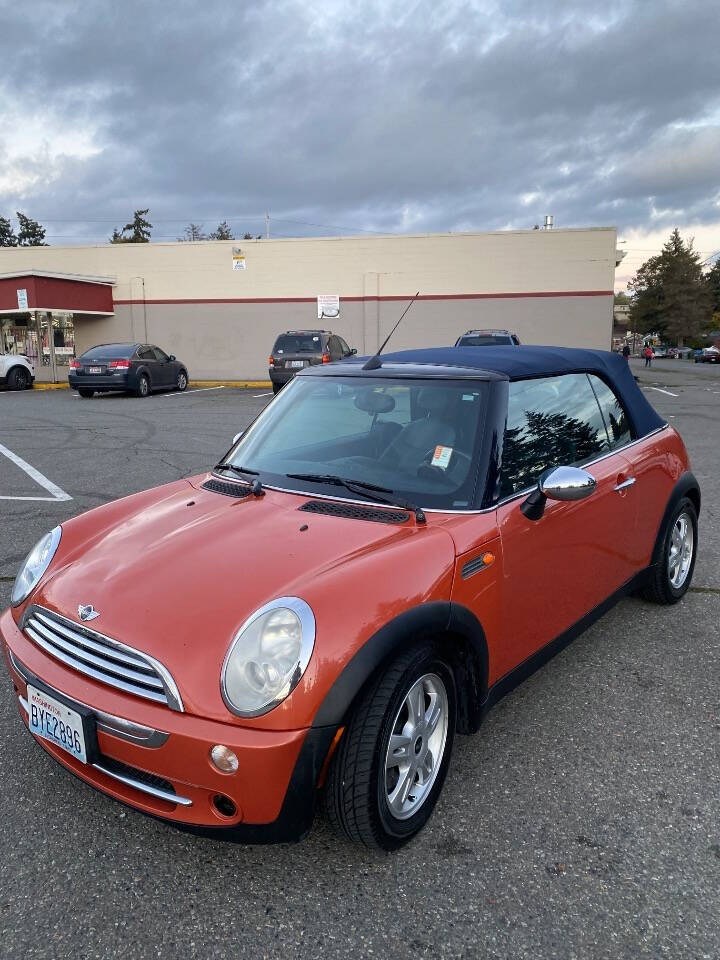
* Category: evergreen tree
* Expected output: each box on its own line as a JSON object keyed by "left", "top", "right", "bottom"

{"left": 628, "top": 229, "right": 711, "bottom": 344}
{"left": 16, "top": 212, "right": 47, "bottom": 246}
{"left": 209, "top": 221, "right": 234, "bottom": 240}
{"left": 178, "top": 223, "right": 207, "bottom": 241}
{"left": 706, "top": 258, "right": 720, "bottom": 316}
{"left": 110, "top": 209, "right": 152, "bottom": 243}
{"left": 0, "top": 216, "right": 17, "bottom": 246}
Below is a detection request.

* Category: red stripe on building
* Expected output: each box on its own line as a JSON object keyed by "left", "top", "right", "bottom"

{"left": 113, "top": 290, "right": 613, "bottom": 306}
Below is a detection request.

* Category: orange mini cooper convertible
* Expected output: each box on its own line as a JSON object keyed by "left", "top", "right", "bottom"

{"left": 1, "top": 346, "right": 700, "bottom": 849}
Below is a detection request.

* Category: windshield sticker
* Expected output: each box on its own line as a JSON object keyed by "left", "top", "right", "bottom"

{"left": 462, "top": 393, "right": 477, "bottom": 401}
{"left": 431, "top": 445, "right": 453, "bottom": 469}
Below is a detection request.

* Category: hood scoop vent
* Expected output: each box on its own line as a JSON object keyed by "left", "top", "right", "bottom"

{"left": 299, "top": 500, "right": 409, "bottom": 524}
{"left": 202, "top": 478, "right": 251, "bottom": 499}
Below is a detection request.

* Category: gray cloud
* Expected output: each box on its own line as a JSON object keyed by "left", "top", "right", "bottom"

{"left": 0, "top": 0, "right": 718, "bottom": 244}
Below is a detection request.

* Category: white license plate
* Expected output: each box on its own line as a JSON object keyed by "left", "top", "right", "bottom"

{"left": 289, "top": 360, "right": 306, "bottom": 368}
{"left": 88, "top": 366, "right": 103, "bottom": 374}
{"left": 27, "top": 684, "right": 88, "bottom": 764}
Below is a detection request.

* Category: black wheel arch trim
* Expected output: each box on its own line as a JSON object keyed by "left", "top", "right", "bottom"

{"left": 310, "top": 601, "right": 489, "bottom": 734}
{"left": 650, "top": 472, "right": 700, "bottom": 567}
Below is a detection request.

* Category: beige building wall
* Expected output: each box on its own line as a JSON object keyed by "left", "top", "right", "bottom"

{"left": 0, "top": 228, "right": 617, "bottom": 379}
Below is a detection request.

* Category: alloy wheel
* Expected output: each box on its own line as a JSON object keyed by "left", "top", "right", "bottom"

{"left": 384, "top": 672, "right": 449, "bottom": 821}
{"left": 668, "top": 511, "right": 694, "bottom": 589}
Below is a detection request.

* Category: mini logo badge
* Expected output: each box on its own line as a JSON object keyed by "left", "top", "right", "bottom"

{"left": 78, "top": 604, "right": 100, "bottom": 622}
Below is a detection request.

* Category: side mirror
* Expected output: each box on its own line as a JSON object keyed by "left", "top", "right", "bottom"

{"left": 168, "top": 355, "right": 176, "bottom": 362}
{"left": 350, "top": 348, "right": 357, "bottom": 355}
{"left": 520, "top": 465, "right": 596, "bottom": 521}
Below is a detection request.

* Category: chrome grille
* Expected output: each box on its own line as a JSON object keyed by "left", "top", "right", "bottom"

{"left": 21, "top": 606, "right": 183, "bottom": 712}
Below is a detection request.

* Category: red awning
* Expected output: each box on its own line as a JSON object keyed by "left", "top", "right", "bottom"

{"left": 0, "top": 271, "right": 115, "bottom": 315}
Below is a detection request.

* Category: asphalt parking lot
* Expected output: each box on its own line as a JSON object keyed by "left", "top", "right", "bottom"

{"left": 0, "top": 365, "right": 718, "bottom": 960}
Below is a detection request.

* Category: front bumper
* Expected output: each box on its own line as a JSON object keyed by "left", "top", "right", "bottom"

{"left": 1, "top": 608, "right": 335, "bottom": 842}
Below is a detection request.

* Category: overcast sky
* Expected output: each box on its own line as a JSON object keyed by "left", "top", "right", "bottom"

{"left": 1, "top": 0, "right": 718, "bottom": 287}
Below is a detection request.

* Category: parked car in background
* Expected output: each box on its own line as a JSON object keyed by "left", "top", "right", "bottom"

{"left": 667, "top": 347, "right": 693, "bottom": 359}
{"left": 2, "top": 345, "right": 699, "bottom": 849}
{"left": 455, "top": 329, "right": 521, "bottom": 346}
{"left": 694, "top": 346, "right": 720, "bottom": 364}
{"left": 0, "top": 352, "right": 34, "bottom": 390}
{"left": 652, "top": 344, "right": 669, "bottom": 358}
{"left": 69, "top": 343, "right": 189, "bottom": 397}
{"left": 269, "top": 330, "right": 356, "bottom": 393}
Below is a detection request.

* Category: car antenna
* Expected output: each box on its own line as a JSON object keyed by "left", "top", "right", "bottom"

{"left": 362, "top": 291, "right": 420, "bottom": 370}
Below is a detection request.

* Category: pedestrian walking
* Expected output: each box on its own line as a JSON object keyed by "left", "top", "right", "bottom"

{"left": 622, "top": 344, "right": 631, "bottom": 360}
{"left": 644, "top": 345, "right": 653, "bottom": 367}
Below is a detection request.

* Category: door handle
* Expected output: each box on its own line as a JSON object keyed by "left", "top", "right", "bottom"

{"left": 614, "top": 477, "right": 636, "bottom": 492}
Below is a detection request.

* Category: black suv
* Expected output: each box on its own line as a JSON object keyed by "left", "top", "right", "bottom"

{"left": 269, "top": 330, "right": 356, "bottom": 393}
{"left": 455, "top": 329, "right": 521, "bottom": 346}
{"left": 69, "top": 343, "right": 189, "bottom": 398}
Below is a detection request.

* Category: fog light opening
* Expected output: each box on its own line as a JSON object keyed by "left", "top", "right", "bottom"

{"left": 210, "top": 744, "right": 239, "bottom": 773}
{"left": 212, "top": 794, "right": 237, "bottom": 818}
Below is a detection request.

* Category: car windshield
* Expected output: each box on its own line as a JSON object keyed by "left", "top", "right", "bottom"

{"left": 273, "top": 334, "right": 323, "bottom": 354}
{"left": 458, "top": 335, "right": 512, "bottom": 346}
{"left": 225, "top": 375, "right": 489, "bottom": 509}
{"left": 81, "top": 344, "right": 136, "bottom": 359}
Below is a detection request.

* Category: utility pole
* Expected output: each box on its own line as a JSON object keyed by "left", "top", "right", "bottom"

{"left": 265, "top": 212, "right": 270, "bottom": 239}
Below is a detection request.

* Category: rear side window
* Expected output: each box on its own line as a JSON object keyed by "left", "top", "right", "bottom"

{"left": 500, "top": 373, "right": 610, "bottom": 498}
{"left": 458, "top": 335, "right": 513, "bottom": 346}
{"left": 81, "top": 343, "right": 135, "bottom": 360}
{"left": 588, "top": 375, "right": 633, "bottom": 449}
{"left": 137, "top": 346, "right": 155, "bottom": 361}
{"left": 273, "top": 334, "right": 323, "bottom": 354}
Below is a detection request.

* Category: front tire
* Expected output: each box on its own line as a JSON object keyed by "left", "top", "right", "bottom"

{"left": 323, "top": 642, "right": 456, "bottom": 850}
{"left": 7, "top": 366, "right": 30, "bottom": 390}
{"left": 642, "top": 497, "right": 698, "bottom": 604}
{"left": 176, "top": 370, "right": 188, "bottom": 391}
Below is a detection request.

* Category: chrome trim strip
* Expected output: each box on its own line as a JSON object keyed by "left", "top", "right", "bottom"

{"left": 17, "top": 696, "right": 184, "bottom": 801}
{"left": 215, "top": 424, "right": 671, "bottom": 518}
{"left": 23, "top": 606, "right": 184, "bottom": 712}
{"left": 27, "top": 618, "right": 165, "bottom": 690}
{"left": 24, "top": 625, "right": 169, "bottom": 704}
{"left": 91, "top": 762, "right": 192, "bottom": 807}
{"left": 10, "top": 652, "right": 168, "bottom": 747}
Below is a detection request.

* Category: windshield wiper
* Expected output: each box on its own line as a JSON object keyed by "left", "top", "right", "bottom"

{"left": 213, "top": 463, "right": 264, "bottom": 497}
{"left": 285, "top": 473, "right": 426, "bottom": 524}
{"left": 214, "top": 463, "right": 259, "bottom": 476}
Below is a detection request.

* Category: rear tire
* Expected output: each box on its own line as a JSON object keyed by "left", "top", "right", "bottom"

{"left": 7, "top": 366, "right": 30, "bottom": 390}
{"left": 323, "top": 641, "right": 456, "bottom": 850}
{"left": 135, "top": 374, "right": 150, "bottom": 398}
{"left": 272, "top": 383, "right": 281, "bottom": 394}
{"left": 78, "top": 388, "right": 94, "bottom": 398}
{"left": 642, "top": 497, "right": 697, "bottom": 604}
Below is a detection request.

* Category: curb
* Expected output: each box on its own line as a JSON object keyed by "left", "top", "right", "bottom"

{"left": 33, "top": 380, "right": 273, "bottom": 391}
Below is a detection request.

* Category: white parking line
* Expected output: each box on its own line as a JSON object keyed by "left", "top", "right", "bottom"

{"left": 253, "top": 392, "right": 273, "bottom": 398}
{"left": 649, "top": 387, "right": 679, "bottom": 397}
{"left": 0, "top": 442, "right": 72, "bottom": 502}
{"left": 162, "top": 386, "right": 226, "bottom": 398}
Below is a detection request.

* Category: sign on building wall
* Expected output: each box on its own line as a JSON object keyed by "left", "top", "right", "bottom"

{"left": 16, "top": 289, "right": 28, "bottom": 310}
{"left": 317, "top": 294, "right": 340, "bottom": 320}
{"left": 232, "top": 248, "right": 246, "bottom": 270}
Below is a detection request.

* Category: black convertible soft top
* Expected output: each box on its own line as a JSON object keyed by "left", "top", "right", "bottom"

{"left": 365, "top": 345, "right": 667, "bottom": 439}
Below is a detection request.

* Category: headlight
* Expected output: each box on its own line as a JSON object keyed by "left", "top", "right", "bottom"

{"left": 11, "top": 526, "right": 62, "bottom": 607}
{"left": 221, "top": 597, "right": 315, "bottom": 717}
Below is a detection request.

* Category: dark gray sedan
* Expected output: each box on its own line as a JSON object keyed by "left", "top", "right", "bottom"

{"left": 69, "top": 343, "right": 189, "bottom": 397}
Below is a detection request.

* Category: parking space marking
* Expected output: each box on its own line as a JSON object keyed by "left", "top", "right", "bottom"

{"left": 162, "top": 386, "right": 226, "bottom": 398}
{"left": 0, "top": 442, "right": 72, "bottom": 502}
{"left": 648, "top": 386, "right": 679, "bottom": 397}
{"left": 253, "top": 392, "right": 273, "bottom": 397}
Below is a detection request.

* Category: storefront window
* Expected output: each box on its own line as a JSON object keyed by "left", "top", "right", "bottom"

{"left": 52, "top": 312, "right": 75, "bottom": 367}
{"left": 1, "top": 315, "right": 39, "bottom": 364}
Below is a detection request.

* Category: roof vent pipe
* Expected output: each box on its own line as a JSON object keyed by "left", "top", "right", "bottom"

{"left": 544, "top": 215, "right": 554, "bottom": 229}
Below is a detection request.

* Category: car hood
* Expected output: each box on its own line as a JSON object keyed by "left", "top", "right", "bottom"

{"left": 30, "top": 476, "right": 456, "bottom": 723}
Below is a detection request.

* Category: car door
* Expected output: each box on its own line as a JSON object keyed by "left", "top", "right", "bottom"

{"left": 327, "top": 336, "right": 343, "bottom": 363}
{"left": 493, "top": 372, "right": 637, "bottom": 679}
{"left": 151, "top": 346, "right": 175, "bottom": 387}
{"left": 136, "top": 345, "right": 159, "bottom": 388}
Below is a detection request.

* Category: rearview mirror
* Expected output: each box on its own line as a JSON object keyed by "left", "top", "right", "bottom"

{"left": 521, "top": 465, "right": 596, "bottom": 521}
